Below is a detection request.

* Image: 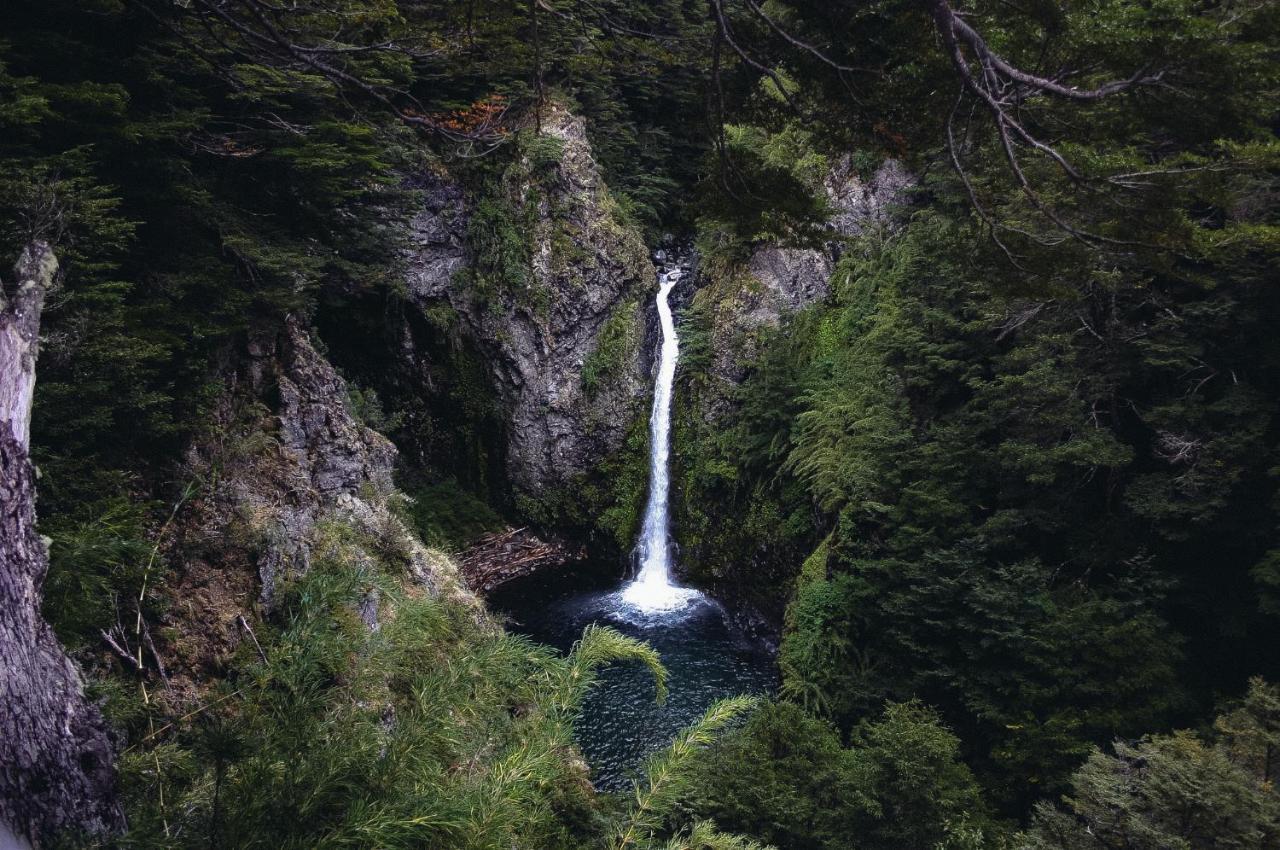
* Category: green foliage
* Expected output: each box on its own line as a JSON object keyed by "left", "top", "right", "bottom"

{"left": 562, "top": 624, "right": 669, "bottom": 715}
{"left": 1022, "top": 679, "right": 1280, "bottom": 849}
{"left": 583, "top": 299, "right": 643, "bottom": 397}
{"left": 461, "top": 186, "right": 537, "bottom": 308}
{"left": 100, "top": 511, "right": 774, "bottom": 850}
{"left": 526, "top": 132, "right": 568, "bottom": 174}
{"left": 400, "top": 480, "right": 505, "bottom": 549}
{"left": 674, "top": 701, "right": 870, "bottom": 849}
{"left": 697, "top": 121, "right": 831, "bottom": 255}
{"left": 593, "top": 417, "right": 654, "bottom": 549}
{"left": 752, "top": 125, "right": 829, "bottom": 193}
{"left": 778, "top": 551, "right": 1185, "bottom": 801}
{"left": 2, "top": 0, "right": 415, "bottom": 536}
{"left": 671, "top": 283, "right": 826, "bottom": 620}
{"left": 681, "top": 201, "right": 1280, "bottom": 810}
{"left": 850, "top": 701, "right": 996, "bottom": 850}
{"left": 345, "top": 382, "right": 405, "bottom": 434}
{"left": 10, "top": 0, "right": 1280, "bottom": 847}
{"left": 115, "top": 532, "right": 673, "bottom": 849}
{"left": 1214, "top": 677, "right": 1280, "bottom": 786}
{"left": 709, "top": 0, "right": 1280, "bottom": 258}
{"left": 658, "top": 821, "right": 773, "bottom": 850}
{"left": 610, "top": 696, "right": 760, "bottom": 850}
{"left": 40, "top": 495, "right": 155, "bottom": 649}
{"left": 676, "top": 700, "right": 1001, "bottom": 850}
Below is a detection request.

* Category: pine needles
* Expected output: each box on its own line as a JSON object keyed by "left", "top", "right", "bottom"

{"left": 558, "top": 623, "right": 670, "bottom": 714}
{"left": 610, "top": 696, "right": 760, "bottom": 850}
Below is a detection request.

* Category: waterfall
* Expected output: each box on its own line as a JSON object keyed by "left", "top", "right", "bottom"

{"left": 620, "top": 266, "right": 702, "bottom": 614}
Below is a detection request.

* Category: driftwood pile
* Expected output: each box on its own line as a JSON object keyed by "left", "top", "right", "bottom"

{"left": 457, "top": 527, "right": 586, "bottom": 593}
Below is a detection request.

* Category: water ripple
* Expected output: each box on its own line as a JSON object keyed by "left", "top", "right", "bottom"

{"left": 491, "top": 566, "right": 777, "bottom": 790}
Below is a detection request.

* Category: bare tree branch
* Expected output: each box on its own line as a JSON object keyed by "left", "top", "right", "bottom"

{"left": 923, "top": 0, "right": 1171, "bottom": 248}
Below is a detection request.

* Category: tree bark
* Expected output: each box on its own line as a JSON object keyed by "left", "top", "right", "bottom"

{"left": 0, "top": 242, "right": 123, "bottom": 847}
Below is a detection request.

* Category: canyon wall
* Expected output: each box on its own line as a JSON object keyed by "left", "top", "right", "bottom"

{"left": 403, "top": 107, "right": 653, "bottom": 501}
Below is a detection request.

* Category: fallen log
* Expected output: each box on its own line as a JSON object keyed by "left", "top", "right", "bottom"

{"left": 457, "top": 526, "right": 586, "bottom": 594}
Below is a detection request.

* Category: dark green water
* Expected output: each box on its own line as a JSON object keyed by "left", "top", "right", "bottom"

{"left": 489, "top": 563, "right": 777, "bottom": 790}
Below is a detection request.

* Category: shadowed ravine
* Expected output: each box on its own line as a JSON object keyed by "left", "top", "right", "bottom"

{"left": 491, "top": 262, "right": 776, "bottom": 789}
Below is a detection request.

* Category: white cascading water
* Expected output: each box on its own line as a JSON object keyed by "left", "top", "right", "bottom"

{"left": 620, "top": 267, "right": 703, "bottom": 614}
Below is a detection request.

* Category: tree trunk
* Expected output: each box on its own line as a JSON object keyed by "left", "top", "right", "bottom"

{"left": 0, "top": 242, "right": 123, "bottom": 846}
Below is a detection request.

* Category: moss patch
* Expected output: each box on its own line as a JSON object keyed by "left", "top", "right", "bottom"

{"left": 582, "top": 297, "right": 642, "bottom": 398}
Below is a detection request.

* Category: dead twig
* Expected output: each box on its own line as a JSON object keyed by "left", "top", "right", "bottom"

{"left": 100, "top": 627, "right": 144, "bottom": 672}
{"left": 237, "top": 614, "right": 269, "bottom": 664}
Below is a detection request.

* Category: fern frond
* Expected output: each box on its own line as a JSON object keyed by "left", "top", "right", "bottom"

{"left": 610, "top": 696, "right": 759, "bottom": 850}
{"left": 660, "top": 819, "right": 776, "bottom": 850}
{"left": 555, "top": 624, "right": 668, "bottom": 714}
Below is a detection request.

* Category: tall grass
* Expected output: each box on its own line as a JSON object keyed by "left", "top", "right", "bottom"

{"left": 108, "top": 522, "right": 761, "bottom": 849}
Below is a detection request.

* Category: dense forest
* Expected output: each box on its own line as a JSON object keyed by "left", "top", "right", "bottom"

{"left": 1, "top": 0, "right": 1278, "bottom": 848}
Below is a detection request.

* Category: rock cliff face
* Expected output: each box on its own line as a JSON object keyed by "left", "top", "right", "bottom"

{"left": 235, "top": 317, "right": 400, "bottom": 606}
{"left": 696, "top": 158, "right": 913, "bottom": 405}
{"left": 164, "top": 318, "right": 477, "bottom": 700}
{"left": 404, "top": 107, "right": 653, "bottom": 498}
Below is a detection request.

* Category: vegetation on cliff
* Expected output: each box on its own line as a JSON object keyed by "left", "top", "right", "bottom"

{"left": 2, "top": 0, "right": 1278, "bottom": 847}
